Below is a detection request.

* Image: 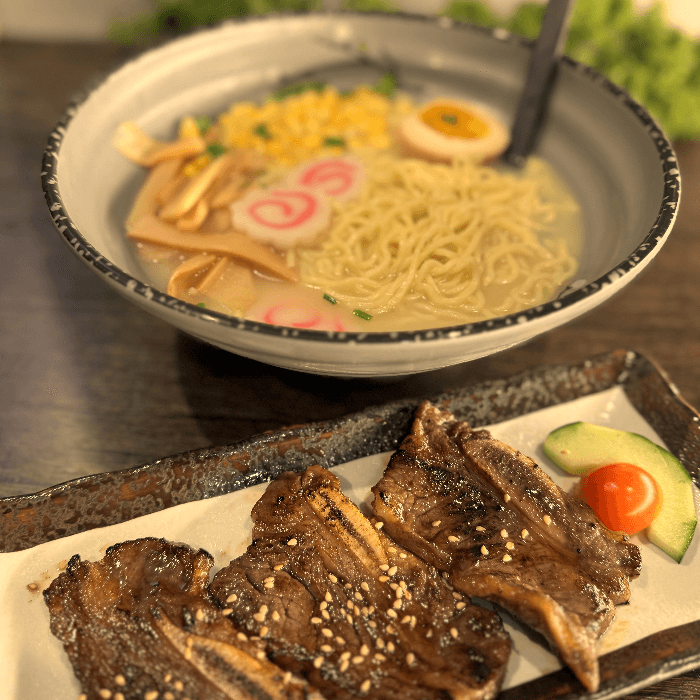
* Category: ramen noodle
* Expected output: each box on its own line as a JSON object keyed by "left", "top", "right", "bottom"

{"left": 115, "top": 80, "right": 581, "bottom": 332}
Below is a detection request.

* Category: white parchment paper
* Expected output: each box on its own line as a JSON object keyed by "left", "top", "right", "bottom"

{"left": 1, "top": 386, "right": 698, "bottom": 699}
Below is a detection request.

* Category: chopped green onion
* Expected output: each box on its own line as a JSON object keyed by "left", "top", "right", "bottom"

{"left": 353, "top": 309, "right": 372, "bottom": 321}
{"left": 323, "top": 137, "right": 346, "bottom": 148}
{"left": 442, "top": 113, "right": 458, "bottom": 125}
{"left": 196, "top": 302, "right": 206, "bottom": 308}
{"left": 253, "top": 122, "right": 272, "bottom": 141}
{"left": 206, "top": 141, "right": 227, "bottom": 158}
{"left": 323, "top": 293, "right": 338, "bottom": 304}
{"left": 372, "top": 72, "right": 397, "bottom": 98}
{"left": 270, "top": 81, "right": 327, "bottom": 101}
{"left": 194, "top": 115, "right": 213, "bottom": 134}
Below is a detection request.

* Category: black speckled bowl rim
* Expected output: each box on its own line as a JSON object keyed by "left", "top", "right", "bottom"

{"left": 2, "top": 349, "right": 700, "bottom": 700}
{"left": 41, "top": 12, "right": 681, "bottom": 346}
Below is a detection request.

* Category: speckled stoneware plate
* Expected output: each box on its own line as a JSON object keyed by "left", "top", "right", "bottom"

{"left": 1, "top": 350, "right": 700, "bottom": 700}
{"left": 42, "top": 13, "right": 680, "bottom": 376}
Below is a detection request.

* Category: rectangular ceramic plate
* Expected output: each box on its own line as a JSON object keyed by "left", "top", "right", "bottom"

{"left": 1, "top": 349, "right": 699, "bottom": 700}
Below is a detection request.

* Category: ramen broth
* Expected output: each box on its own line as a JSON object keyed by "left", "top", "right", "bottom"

{"left": 121, "top": 82, "right": 581, "bottom": 333}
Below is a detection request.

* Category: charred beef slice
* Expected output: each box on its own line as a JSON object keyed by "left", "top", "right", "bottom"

{"left": 370, "top": 401, "right": 642, "bottom": 693}
{"left": 210, "top": 464, "right": 512, "bottom": 700}
{"left": 44, "top": 537, "right": 318, "bottom": 700}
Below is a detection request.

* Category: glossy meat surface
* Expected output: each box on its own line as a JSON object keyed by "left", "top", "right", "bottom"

{"left": 211, "top": 464, "right": 512, "bottom": 700}
{"left": 371, "top": 402, "right": 642, "bottom": 693}
{"left": 44, "top": 537, "right": 317, "bottom": 700}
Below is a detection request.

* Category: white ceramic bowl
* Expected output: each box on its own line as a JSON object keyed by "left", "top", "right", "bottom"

{"left": 42, "top": 12, "right": 680, "bottom": 376}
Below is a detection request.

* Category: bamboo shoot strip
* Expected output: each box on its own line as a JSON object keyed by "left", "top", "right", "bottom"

{"left": 128, "top": 215, "right": 298, "bottom": 282}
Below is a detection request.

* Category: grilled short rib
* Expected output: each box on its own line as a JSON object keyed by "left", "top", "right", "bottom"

{"left": 210, "top": 464, "right": 512, "bottom": 700}
{"left": 371, "top": 402, "right": 642, "bottom": 693}
{"left": 44, "top": 538, "right": 317, "bottom": 700}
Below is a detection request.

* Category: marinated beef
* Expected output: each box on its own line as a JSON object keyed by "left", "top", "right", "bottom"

{"left": 371, "top": 402, "right": 642, "bottom": 693}
{"left": 210, "top": 464, "right": 512, "bottom": 700}
{"left": 44, "top": 538, "right": 318, "bottom": 700}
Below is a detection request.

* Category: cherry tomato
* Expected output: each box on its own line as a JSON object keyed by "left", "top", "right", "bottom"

{"left": 580, "top": 462, "right": 662, "bottom": 535}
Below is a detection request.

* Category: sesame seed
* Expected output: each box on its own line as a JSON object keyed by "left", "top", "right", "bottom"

{"left": 339, "top": 659, "right": 349, "bottom": 673}
{"left": 284, "top": 672, "right": 292, "bottom": 684}
{"left": 379, "top": 575, "right": 390, "bottom": 582}
{"left": 475, "top": 526, "right": 486, "bottom": 532}
{"left": 480, "top": 545, "right": 489, "bottom": 555}
{"left": 345, "top": 583, "right": 352, "bottom": 589}
{"left": 521, "top": 528, "right": 529, "bottom": 538}
{"left": 503, "top": 554, "right": 513, "bottom": 562}
{"left": 353, "top": 656, "right": 364, "bottom": 665}
{"left": 379, "top": 564, "right": 390, "bottom": 571}
{"left": 450, "top": 627, "right": 458, "bottom": 639}
{"left": 336, "top": 636, "right": 346, "bottom": 645}
{"left": 253, "top": 613, "right": 266, "bottom": 623}
{"left": 260, "top": 605, "right": 268, "bottom": 614}
{"left": 500, "top": 529, "right": 508, "bottom": 538}
{"left": 360, "top": 644, "right": 370, "bottom": 656}
{"left": 260, "top": 626, "right": 269, "bottom": 637}
{"left": 386, "top": 626, "right": 396, "bottom": 636}
{"left": 329, "top": 574, "right": 338, "bottom": 583}
{"left": 287, "top": 538, "right": 298, "bottom": 546}
{"left": 393, "top": 599, "right": 402, "bottom": 609}
{"left": 504, "top": 493, "right": 511, "bottom": 502}
{"left": 406, "top": 652, "right": 416, "bottom": 665}
{"left": 387, "top": 640, "right": 396, "bottom": 652}
{"left": 354, "top": 605, "right": 361, "bottom": 616}
{"left": 452, "top": 591, "right": 463, "bottom": 600}
{"left": 313, "top": 656, "right": 324, "bottom": 668}
{"left": 274, "top": 564, "right": 284, "bottom": 571}
{"left": 432, "top": 520, "right": 441, "bottom": 527}
{"left": 375, "top": 653, "right": 387, "bottom": 661}
{"left": 361, "top": 582, "right": 369, "bottom": 591}
{"left": 264, "top": 582, "right": 274, "bottom": 589}
{"left": 325, "top": 591, "right": 333, "bottom": 602}
{"left": 448, "top": 535, "right": 459, "bottom": 543}
{"left": 164, "top": 674, "right": 172, "bottom": 683}
{"left": 226, "top": 593, "right": 238, "bottom": 603}
{"left": 399, "top": 580, "right": 407, "bottom": 590}
{"left": 368, "top": 620, "right": 377, "bottom": 629}
{"left": 387, "top": 566, "right": 398, "bottom": 576}
{"left": 321, "top": 628, "right": 333, "bottom": 637}
{"left": 173, "top": 682, "right": 183, "bottom": 692}
{"left": 360, "top": 680, "right": 372, "bottom": 693}
{"left": 399, "top": 553, "right": 407, "bottom": 559}
{"left": 543, "top": 515, "right": 552, "bottom": 525}
{"left": 311, "top": 617, "right": 323, "bottom": 624}
{"left": 368, "top": 605, "right": 375, "bottom": 615}
{"left": 145, "top": 692, "right": 159, "bottom": 700}
{"left": 98, "top": 691, "right": 111, "bottom": 699}
{"left": 388, "top": 547, "right": 397, "bottom": 553}
{"left": 354, "top": 591, "right": 363, "bottom": 601}
{"left": 321, "top": 644, "right": 333, "bottom": 653}
{"left": 401, "top": 615, "right": 411, "bottom": 624}
{"left": 389, "top": 582, "right": 398, "bottom": 590}
{"left": 115, "top": 675, "right": 126, "bottom": 686}
{"left": 376, "top": 638, "right": 385, "bottom": 648}
{"left": 115, "top": 694, "right": 126, "bottom": 700}
{"left": 395, "top": 588, "right": 403, "bottom": 599}
{"left": 375, "top": 521, "right": 384, "bottom": 530}
{"left": 346, "top": 600, "right": 354, "bottom": 610}
{"left": 387, "top": 608, "right": 397, "bottom": 618}
{"left": 79, "top": 695, "right": 87, "bottom": 700}
{"left": 322, "top": 610, "right": 331, "bottom": 620}
{"left": 256, "top": 651, "right": 266, "bottom": 660}
{"left": 362, "top": 607, "right": 369, "bottom": 616}
{"left": 341, "top": 651, "right": 352, "bottom": 661}
{"left": 222, "top": 608, "right": 233, "bottom": 615}
{"left": 264, "top": 576, "right": 274, "bottom": 583}
{"left": 456, "top": 602, "right": 466, "bottom": 610}
{"left": 184, "top": 647, "right": 192, "bottom": 660}
{"left": 272, "top": 610, "right": 280, "bottom": 621}
{"left": 345, "top": 613, "right": 353, "bottom": 624}
{"left": 506, "top": 541, "right": 515, "bottom": 550}
{"left": 411, "top": 616, "right": 417, "bottom": 628}
{"left": 320, "top": 601, "right": 328, "bottom": 610}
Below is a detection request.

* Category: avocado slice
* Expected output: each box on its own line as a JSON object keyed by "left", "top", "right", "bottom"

{"left": 544, "top": 422, "right": 697, "bottom": 562}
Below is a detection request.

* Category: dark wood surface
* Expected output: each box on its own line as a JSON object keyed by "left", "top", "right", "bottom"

{"left": 0, "top": 39, "right": 698, "bottom": 698}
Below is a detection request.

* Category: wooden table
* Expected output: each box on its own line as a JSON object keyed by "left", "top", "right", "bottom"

{"left": 0, "top": 39, "right": 698, "bottom": 699}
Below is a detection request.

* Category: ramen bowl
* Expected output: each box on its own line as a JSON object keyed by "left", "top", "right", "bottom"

{"left": 42, "top": 12, "right": 680, "bottom": 376}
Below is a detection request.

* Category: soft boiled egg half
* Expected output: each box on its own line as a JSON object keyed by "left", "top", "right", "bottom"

{"left": 397, "top": 98, "right": 511, "bottom": 163}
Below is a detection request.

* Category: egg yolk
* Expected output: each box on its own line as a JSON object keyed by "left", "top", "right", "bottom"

{"left": 420, "top": 103, "right": 490, "bottom": 139}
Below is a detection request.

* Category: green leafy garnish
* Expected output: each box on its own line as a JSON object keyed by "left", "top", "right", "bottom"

{"left": 206, "top": 141, "right": 227, "bottom": 158}
{"left": 253, "top": 123, "right": 273, "bottom": 141}
{"left": 323, "top": 137, "right": 346, "bottom": 148}
{"left": 323, "top": 293, "right": 338, "bottom": 304}
{"left": 194, "top": 115, "right": 213, "bottom": 134}
{"left": 196, "top": 302, "right": 206, "bottom": 308}
{"left": 353, "top": 309, "right": 372, "bottom": 321}
{"left": 372, "top": 72, "right": 398, "bottom": 98}
{"left": 270, "top": 81, "right": 327, "bottom": 101}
